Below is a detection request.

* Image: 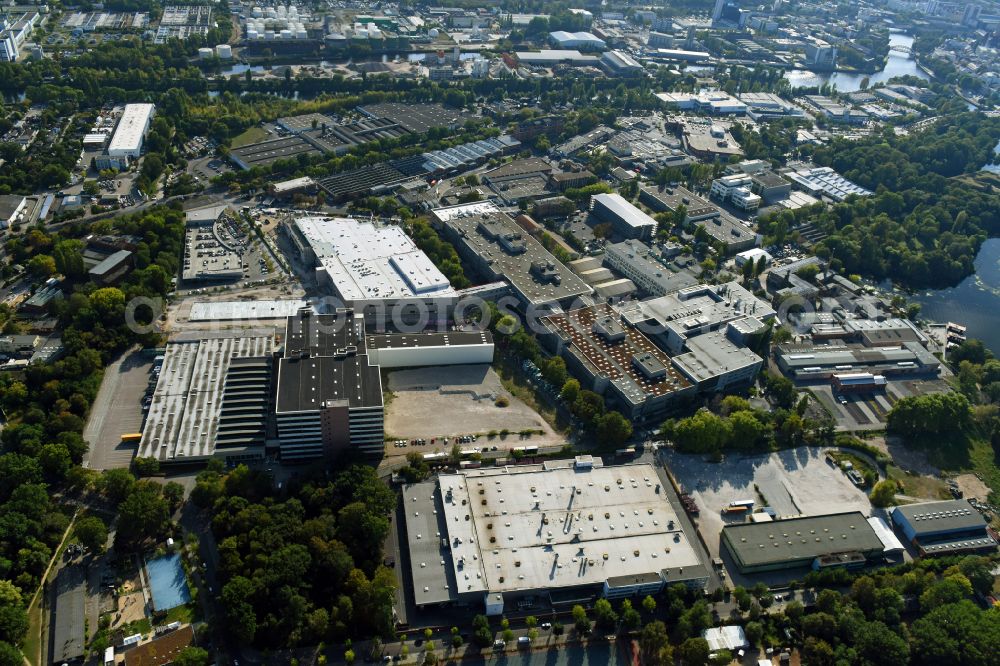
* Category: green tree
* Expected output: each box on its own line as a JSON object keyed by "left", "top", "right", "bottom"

{"left": 620, "top": 599, "right": 641, "bottom": 631}
{"left": 74, "top": 515, "right": 108, "bottom": 554}
{"left": 596, "top": 411, "right": 633, "bottom": 447}
{"left": 677, "top": 637, "right": 710, "bottom": 666}
{"left": 593, "top": 598, "right": 618, "bottom": 632}
{"left": 0, "top": 642, "right": 20, "bottom": 666}
{"left": 173, "top": 647, "right": 211, "bottom": 666}
{"left": 560, "top": 379, "right": 580, "bottom": 404}
{"left": 115, "top": 480, "right": 170, "bottom": 548}
{"left": 472, "top": 615, "right": 492, "bottom": 647}
{"left": 641, "top": 595, "right": 656, "bottom": 615}
{"left": 0, "top": 582, "right": 27, "bottom": 645}
{"left": 640, "top": 621, "right": 672, "bottom": 665}
{"left": 572, "top": 604, "right": 590, "bottom": 634}
{"left": 869, "top": 479, "right": 898, "bottom": 507}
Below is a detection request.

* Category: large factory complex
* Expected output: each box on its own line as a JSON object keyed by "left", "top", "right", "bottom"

{"left": 138, "top": 307, "right": 494, "bottom": 464}
{"left": 403, "top": 458, "right": 709, "bottom": 615}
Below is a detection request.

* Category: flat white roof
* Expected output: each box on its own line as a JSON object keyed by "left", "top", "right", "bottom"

{"left": 296, "top": 217, "right": 456, "bottom": 302}
{"left": 867, "top": 516, "right": 905, "bottom": 553}
{"left": 108, "top": 103, "right": 154, "bottom": 155}
{"left": 432, "top": 463, "right": 701, "bottom": 597}
{"left": 189, "top": 299, "right": 309, "bottom": 321}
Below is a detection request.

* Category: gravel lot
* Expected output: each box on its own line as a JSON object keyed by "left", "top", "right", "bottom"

{"left": 383, "top": 364, "right": 563, "bottom": 455}
{"left": 664, "top": 447, "right": 873, "bottom": 560}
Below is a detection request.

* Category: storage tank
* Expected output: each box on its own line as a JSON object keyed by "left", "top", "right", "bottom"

{"left": 296, "top": 27, "right": 308, "bottom": 39}
{"left": 251, "top": 6, "right": 262, "bottom": 17}
{"left": 264, "top": 30, "right": 275, "bottom": 40}
{"left": 428, "top": 28, "right": 439, "bottom": 38}
{"left": 265, "top": 7, "right": 276, "bottom": 18}
{"left": 198, "top": 46, "right": 214, "bottom": 59}
{"left": 247, "top": 28, "right": 258, "bottom": 39}
{"left": 279, "top": 29, "right": 292, "bottom": 39}
{"left": 216, "top": 43, "right": 233, "bottom": 59}
{"left": 276, "top": 5, "right": 286, "bottom": 17}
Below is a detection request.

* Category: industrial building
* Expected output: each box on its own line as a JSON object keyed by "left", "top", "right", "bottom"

{"left": 274, "top": 309, "right": 383, "bottom": 460}
{"left": 656, "top": 91, "right": 747, "bottom": 115}
{"left": 638, "top": 183, "right": 754, "bottom": 252}
{"left": 433, "top": 202, "right": 593, "bottom": 310}
{"left": 738, "top": 92, "right": 805, "bottom": 120}
{"left": 403, "top": 460, "right": 708, "bottom": 614}
{"left": 590, "top": 193, "right": 658, "bottom": 241}
{"left": 619, "top": 281, "right": 775, "bottom": 354}
{"left": 88, "top": 249, "right": 133, "bottom": 285}
{"left": 275, "top": 309, "right": 494, "bottom": 460}
{"left": 548, "top": 30, "right": 606, "bottom": 51}
{"left": 514, "top": 49, "right": 600, "bottom": 66}
{"left": 600, "top": 50, "right": 644, "bottom": 75}
{"left": 283, "top": 217, "right": 457, "bottom": 323}
{"left": 710, "top": 174, "right": 761, "bottom": 212}
{"left": 539, "top": 304, "right": 695, "bottom": 421}
{"left": 603, "top": 240, "right": 699, "bottom": 297}
{"left": 802, "top": 96, "right": 868, "bottom": 125}
{"left": 890, "top": 500, "right": 996, "bottom": 556}
{"left": 139, "top": 308, "right": 494, "bottom": 465}
{"left": 722, "top": 512, "right": 885, "bottom": 574}
{"left": 775, "top": 341, "right": 941, "bottom": 380}
{"left": 107, "top": 103, "right": 156, "bottom": 158}
{"left": 138, "top": 332, "right": 276, "bottom": 464}
{"left": 616, "top": 282, "right": 773, "bottom": 392}
{"left": 786, "top": 166, "right": 872, "bottom": 202}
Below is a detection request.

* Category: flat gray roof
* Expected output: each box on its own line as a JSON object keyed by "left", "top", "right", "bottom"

{"left": 672, "top": 329, "right": 762, "bottom": 383}
{"left": 892, "top": 500, "right": 987, "bottom": 537}
{"left": 723, "top": 512, "right": 883, "bottom": 569}
{"left": 433, "top": 202, "right": 593, "bottom": 308}
{"left": 431, "top": 462, "right": 703, "bottom": 597}
{"left": 402, "top": 481, "right": 460, "bottom": 606}
{"left": 139, "top": 334, "right": 274, "bottom": 461}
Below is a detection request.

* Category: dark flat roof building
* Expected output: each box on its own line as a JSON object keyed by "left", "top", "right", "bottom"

{"left": 890, "top": 500, "right": 996, "bottom": 556}
{"left": 722, "top": 512, "right": 884, "bottom": 573}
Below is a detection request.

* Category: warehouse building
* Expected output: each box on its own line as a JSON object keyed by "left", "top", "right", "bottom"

{"left": 275, "top": 309, "right": 494, "bottom": 460}
{"left": 618, "top": 282, "right": 775, "bottom": 355}
{"left": 138, "top": 332, "right": 276, "bottom": 465}
{"left": 590, "top": 193, "right": 658, "bottom": 241}
{"left": 107, "top": 103, "right": 156, "bottom": 158}
{"left": 616, "top": 282, "right": 773, "bottom": 392}
{"left": 600, "top": 49, "right": 644, "bottom": 75}
{"left": 603, "top": 240, "right": 699, "bottom": 297}
{"left": 775, "top": 341, "right": 941, "bottom": 380}
{"left": 890, "top": 500, "right": 996, "bottom": 556}
{"left": 403, "top": 460, "right": 708, "bottom": 614}
{"left": 141, "top": 309, "right": 494, "bottom": 465}
{"left": 548, "top": 30, "right": 606, "bottom": 50}
{"left": 722, "top": 512, "right": 885, "bottom": 574}
{"left": 785, "top": 166, "right": 872, "bottom": 202}
{"left": 284, "top": 216, "right": 457, "bottom": 325}
{"left": 539, "top": 304, "right": 695, "bottom": 421}
{"left": 432, "top": 202, "right": 592, "bottom": 310}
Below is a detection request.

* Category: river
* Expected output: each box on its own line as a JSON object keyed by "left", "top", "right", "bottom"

{"left": 914, "top": 238, "right": 1000, "bottom": 354}
{"left": 783, "top": 33, "right": 927, "bottom": 91}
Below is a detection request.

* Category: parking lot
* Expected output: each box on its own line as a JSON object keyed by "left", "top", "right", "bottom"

{"left": 383, "top": 364, "right": 564, "bottom": 456}
{"left": 82, "top": 349, "right": 151, "bottom": 470}
{"left": 663, "top": 447, "right": 872, "bottom": 583}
